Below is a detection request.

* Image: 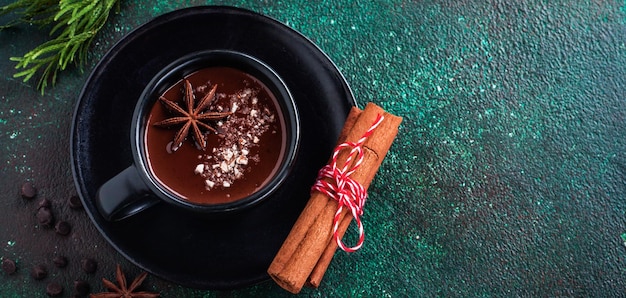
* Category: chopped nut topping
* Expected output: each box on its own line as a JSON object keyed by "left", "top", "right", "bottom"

{"left": 236, "top": 155, "right": 248, "bottom": 165}
{"left": 193, "top": 85, "right": 276, "bottom": 191}
{"left": 194, "top": 164, "right": 205, "bottom": 175}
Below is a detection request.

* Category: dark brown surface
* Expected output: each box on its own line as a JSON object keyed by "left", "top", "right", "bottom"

{"left": 146, "top": 67, "right": 285, "bottom": 204}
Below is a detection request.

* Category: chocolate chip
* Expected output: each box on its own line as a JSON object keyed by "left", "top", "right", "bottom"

{"left": 80, "top": 258, "right": 97, "bottom": 273}
{"left": 31, "top": 264, "right": 47, "bottom": 280}
{"left": 21, "top": 182, "right": 37, "bottom": 199}
{"left": 2, "top": 259, "right": 16, "bottom": 275}
{"left": 52, "top": 256, "right": 67, "bottom": 268}
{"left": 54, "top": 221, "right": 71, "bottom": 236}
{"left": 36, "top": 207, "right": 55, "bottom": 228}
{"left": 74, "top": 280, "right": 90, "bottom": 296}
{"left": 68, "top": 195, "right": 83, "bottom": 209}
{"left": 46, "top": 282, "right": 63, "bottom": 296}
{"left": 37, "top": 198, "right": 51, "bottom": 209}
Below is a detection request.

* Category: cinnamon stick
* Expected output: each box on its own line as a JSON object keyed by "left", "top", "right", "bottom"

{"left": 267, "top": 107, "right": 361, "bottom": 292}
{"left": 309, "top": 103, "right": 403, "bottom": 287}
{"left": 268, "top": 103, "right": 402, "bottom": 294}
{"left": 307, "top": 210, "right": 352, "bottom": 287}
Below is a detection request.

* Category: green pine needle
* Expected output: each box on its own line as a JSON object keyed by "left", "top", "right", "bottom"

{"left": 1, "top": 0, "right": 121, "bottom": 94}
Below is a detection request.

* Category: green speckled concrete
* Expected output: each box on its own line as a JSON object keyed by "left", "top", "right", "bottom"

{"left": 2, "top": 0, "right": 626, "bottom": 296}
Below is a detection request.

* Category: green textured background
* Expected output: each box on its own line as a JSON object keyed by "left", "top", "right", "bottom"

{"left": 2, "top": 0, "right": 626, "bottom": 296}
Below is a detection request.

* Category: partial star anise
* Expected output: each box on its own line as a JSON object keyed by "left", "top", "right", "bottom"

{"left": 90, "top": 264, "right": 159, "bottom": 298}
{"left": 154, "top": 80, "right": 231, "bottom": 151}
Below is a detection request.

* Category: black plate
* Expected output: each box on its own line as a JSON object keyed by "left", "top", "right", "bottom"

{"left": 71, "top": 6, "right": 355, "bottom": 290}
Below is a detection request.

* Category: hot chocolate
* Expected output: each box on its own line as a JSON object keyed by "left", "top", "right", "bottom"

{"left": 144, "top": 67, "right": 286, "bottom": 205}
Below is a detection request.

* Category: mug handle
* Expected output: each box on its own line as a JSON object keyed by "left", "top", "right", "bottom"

{"left": 96, "top": 166, "right": 160, "bottom": 221}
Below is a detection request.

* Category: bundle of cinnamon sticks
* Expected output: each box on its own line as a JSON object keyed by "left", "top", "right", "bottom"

{"left": 268, "top": 102, "right": 402, "bottom": 293}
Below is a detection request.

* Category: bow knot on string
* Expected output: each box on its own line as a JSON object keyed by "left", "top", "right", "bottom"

{"left": 311, "top": 114, "right": 384, "bottom": 252}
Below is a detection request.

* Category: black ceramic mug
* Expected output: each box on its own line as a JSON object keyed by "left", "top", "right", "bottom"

{"left": 96, "top": 50, "right": 300, "bottom": 221}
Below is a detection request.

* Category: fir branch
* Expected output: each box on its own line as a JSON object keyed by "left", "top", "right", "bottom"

{"left": 1, "top": 0, "right": 121, "bottom": 94}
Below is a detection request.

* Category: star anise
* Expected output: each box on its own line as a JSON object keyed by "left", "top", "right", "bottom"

{"left": 90, "top": 264, "right": 159, "bottom": 298}
{"left": 154, "top": 80, "right": 231, "bottom": 151}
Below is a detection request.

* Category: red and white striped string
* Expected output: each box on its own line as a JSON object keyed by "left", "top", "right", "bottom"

{"left": 311, "top": 113, "right": 385, "bottom": 252}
